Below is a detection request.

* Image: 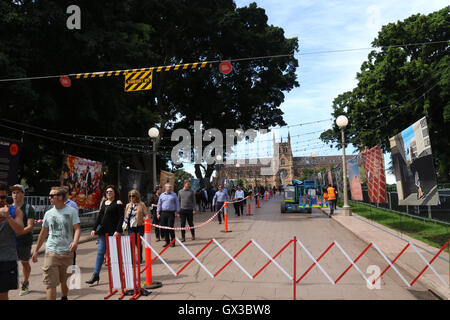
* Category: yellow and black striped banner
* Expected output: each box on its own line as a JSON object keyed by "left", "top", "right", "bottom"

{"left": 72, "top": 61, "right": 211, "bottom": 79}
{"left": 124, "top": 70, "right": 153, "bottom": 92}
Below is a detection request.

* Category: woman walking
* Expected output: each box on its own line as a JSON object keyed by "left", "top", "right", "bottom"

{"left": 86, "top": 185, "right": 124, "bottom": 285}
{"left": 122, "top": 189, "right": 149, "bottom": 262}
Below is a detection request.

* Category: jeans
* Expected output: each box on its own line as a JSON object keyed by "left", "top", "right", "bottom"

{"left": 94, "top": 235, "right": 107, "bottom": 275}
{"left": 215, "top": 202, "right": 224, "bottom": 223}
{"left": 180, "top": 209, "right": 195, "bottom": 238}
{"left": 160, "top": 211, "right": 175, "bottom": 244}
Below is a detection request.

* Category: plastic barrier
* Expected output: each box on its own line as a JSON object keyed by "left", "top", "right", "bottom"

{"left": 104, "top": 233, "right": 146, "bottom": 300}
{"left": 136, "top": 236, "right": 450, "bottom": 300}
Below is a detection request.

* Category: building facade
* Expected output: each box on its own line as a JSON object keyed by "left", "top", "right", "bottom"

{"left": 215, "top": 134, "right": 352, "bottom": 188}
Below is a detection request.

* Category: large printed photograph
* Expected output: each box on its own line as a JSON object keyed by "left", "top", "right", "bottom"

{"left": 362, "top": 145, "right": 387, "bottom": 204}
{"left": 61, "top": 154, "right": 103, "bottom": 210}
{"left": 389, "top": 117, "right": 439, "bottom": 206}
{"left": 347, "top": 157, "right": 363, "bottom": 201}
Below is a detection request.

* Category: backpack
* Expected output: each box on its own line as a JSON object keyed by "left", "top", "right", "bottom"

{"left": 9, "top": 206, "right": 17, "bottom": 244}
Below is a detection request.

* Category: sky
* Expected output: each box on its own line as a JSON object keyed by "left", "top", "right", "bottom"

{"left": 182, "top": 0, "right": 448, "bottom": 183}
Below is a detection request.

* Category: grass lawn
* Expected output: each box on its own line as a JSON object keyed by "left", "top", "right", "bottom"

{"left": 338, "top": 200, "right": 450, "bottom": 251}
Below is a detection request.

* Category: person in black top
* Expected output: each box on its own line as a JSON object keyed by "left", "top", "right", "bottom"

{"left": 86, "top": 185, "right": 124, "bottom": 285}
{"left": 148, "top": 186, "right": 162, "bottom": 241}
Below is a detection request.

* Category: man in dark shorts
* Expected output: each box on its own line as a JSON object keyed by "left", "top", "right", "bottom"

{"left": 10, "top": 184, "right": 35, "bottom": 296}
{"left": 0, "top": 183, "right": 24, "bottom": 300}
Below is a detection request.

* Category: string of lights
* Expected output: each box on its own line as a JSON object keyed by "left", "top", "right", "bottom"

{"left": 0, "top": 40, "right": 448, "bottom": 83}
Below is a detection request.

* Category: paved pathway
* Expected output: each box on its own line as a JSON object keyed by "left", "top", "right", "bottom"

{"left": 14, "top": 194, "right": 437, "bottom": 300}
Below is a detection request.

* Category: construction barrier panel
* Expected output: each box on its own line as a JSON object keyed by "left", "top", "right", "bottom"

{"left": 105, "top": 233, "right": 146, "bottom": 300}
{"left": 135, "top": 235, "right": 450, "bottom": 300}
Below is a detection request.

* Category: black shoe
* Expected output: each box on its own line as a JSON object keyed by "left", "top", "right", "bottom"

{"left": 85, "top": 273, "right": 100, "bottom": 285}
{"left": 164, "top": 242, "right": 170, "bottom": 247}
{"left": 156, "top": 238, "right": 161, "bottom": 242}
{"left": 171, "top": 243, "right": 175, "bottom": 247}
{"left": 61, "top": 296, "right": 68, "bottom": 300}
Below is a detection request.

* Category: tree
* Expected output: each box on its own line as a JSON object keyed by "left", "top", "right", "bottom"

{"left": 174, "top": 169, "right": 193, "bottom": 192}
{"left": 320, "top": 7, "right": 450, "bottom": 182}
{"left": 0, "top": 0, "right": 298, "bottom": 192}
{"left": 132, "top": 1, "right": 299, "bottom": 186}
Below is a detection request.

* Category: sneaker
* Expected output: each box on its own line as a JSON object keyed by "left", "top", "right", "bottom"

{"left": 19, "top": 282, "right": 30, "bottom": 296}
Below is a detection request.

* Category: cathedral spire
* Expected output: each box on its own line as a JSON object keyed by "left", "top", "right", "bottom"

{"left": 288, "top": 131, "right": 291, "bottom": 145}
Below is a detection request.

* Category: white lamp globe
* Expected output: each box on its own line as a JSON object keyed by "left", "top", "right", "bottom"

{"left": 311, "top": 152, "right": 317, "bottom": 157}
{"left": 148, "top": 127, "right": 159, "bottom": 138}
{"left": 336, "top": 115, "right": 348, "bottom": 129}
{"left": 216, "top": 155, "right": 222, "bottom": 161}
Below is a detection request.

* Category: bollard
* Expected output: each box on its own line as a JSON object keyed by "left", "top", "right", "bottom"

{"left": 265, "top": 192, "right": 268, "bottom": 201}
{"left": 221, "top": 201, "right": 232, "bottom": 233}
{"left": 257, "top": 195, "right": 260, "bottom": 208}
{"left": 248, "top": 195, "right": 252, "bottom": 216}
{"left": 142, "top": 218, "right": 162, "bottom": 289}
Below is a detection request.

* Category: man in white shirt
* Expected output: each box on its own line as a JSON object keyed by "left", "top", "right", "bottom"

{"left": 233, "top": 185, "right": 245, "bottom": 216}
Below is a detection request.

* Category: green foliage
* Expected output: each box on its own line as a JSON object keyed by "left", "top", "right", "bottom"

{"left": 174, "top": 169, "right": 193, "bottom": 192}
{"left": 0, "top": 0, "right": 299, "bottom": 191}
{"left": 320, "top": 7, "right": 450, "bottom": 181}
{"left": 345, "top": 201, "right": 450, "bottom": 250}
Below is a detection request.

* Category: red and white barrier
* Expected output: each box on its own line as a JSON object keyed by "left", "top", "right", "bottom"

{"left": 104, "top": 233, "right": 143, "bottom": 300}
{"left": 135, "top": 236, "right": 450, "bottom": 300}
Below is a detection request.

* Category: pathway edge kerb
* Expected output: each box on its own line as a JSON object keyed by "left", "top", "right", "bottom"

{"left": 318, "top": 207, "right": 450, "bottom": 300}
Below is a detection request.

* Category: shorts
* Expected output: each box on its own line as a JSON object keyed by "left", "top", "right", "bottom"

{"left": 0, "top": 261, "right": 18, "bottom": 293}
{"left": 17, "top": 244, "right": 32, "bottom": 262}
{"left": 42, "top": 252, "right": 74, "bottom": 289}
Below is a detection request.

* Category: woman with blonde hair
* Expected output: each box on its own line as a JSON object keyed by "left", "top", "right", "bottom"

{"left": 123, "top": 189, "right": 149, "bottom": 262}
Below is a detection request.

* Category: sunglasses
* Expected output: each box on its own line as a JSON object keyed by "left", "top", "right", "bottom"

{"left": 48, "top": 193, "right": 62, "bottom": 198}
{"left": 106, "top": 190, "right": 114, "bottom": 194}
{"left": 129, "top": 195, "right": 136, "bottom": 198}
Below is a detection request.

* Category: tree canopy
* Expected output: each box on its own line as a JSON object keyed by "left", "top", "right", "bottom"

{"left": 320, "top": 7, "right": 450, "bottom": 182}
{"left": 0, "top": 0, "right": 299, "bottom": 191}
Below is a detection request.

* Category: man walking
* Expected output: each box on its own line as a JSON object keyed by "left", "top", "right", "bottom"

{"left": 208, "top": 186, "right": 216, "bottom": 212}
{"left": 10, "top": 184, "right": 35, "bottom": 296}
{"left": 0, "top": 184, "right": 24, "bottom": 300}
{"left": 62, "top": 186, "right": 79, "bottom": 266}
{"left": 233, "top": 185, "right": 245, "bottom": 216}
{"left": 202, "top": 188, "right": 209, "bottom": 211}
{"left": 156, "top": 184, "right": 180, "bottom": 247}
{"left": 212, "top": 185, "right": 230, "bottom": 224}
{"left": 178, "top": 180, "right": 196, "bottom": 242}
{"left": 32, "top": 187, "right": 80, "bottom": 300}
{"left": 327, "top": 184, "right": 337, "bottom": 217}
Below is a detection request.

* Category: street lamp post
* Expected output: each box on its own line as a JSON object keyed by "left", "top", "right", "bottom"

{"left": 148, "top": 127, "right": 160, "bottom": 190}
{"left": 336, "top": 115, "right": 352, "bottom": 216}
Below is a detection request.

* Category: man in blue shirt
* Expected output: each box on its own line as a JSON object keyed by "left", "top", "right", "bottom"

{"left": 157, "top": 184, "right": 180, "bottom": 247}
{"left": 212, "top": 185, "right": 230, "bottom": 224}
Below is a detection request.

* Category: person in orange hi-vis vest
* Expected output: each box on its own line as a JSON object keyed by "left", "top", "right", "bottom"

{"left": 326, "top": 184, "right": 338, "bottom": 217}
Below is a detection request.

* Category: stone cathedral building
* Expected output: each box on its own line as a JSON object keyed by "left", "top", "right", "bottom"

{"left": 215, "top": 133, "right": 352, "bottom": 188}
